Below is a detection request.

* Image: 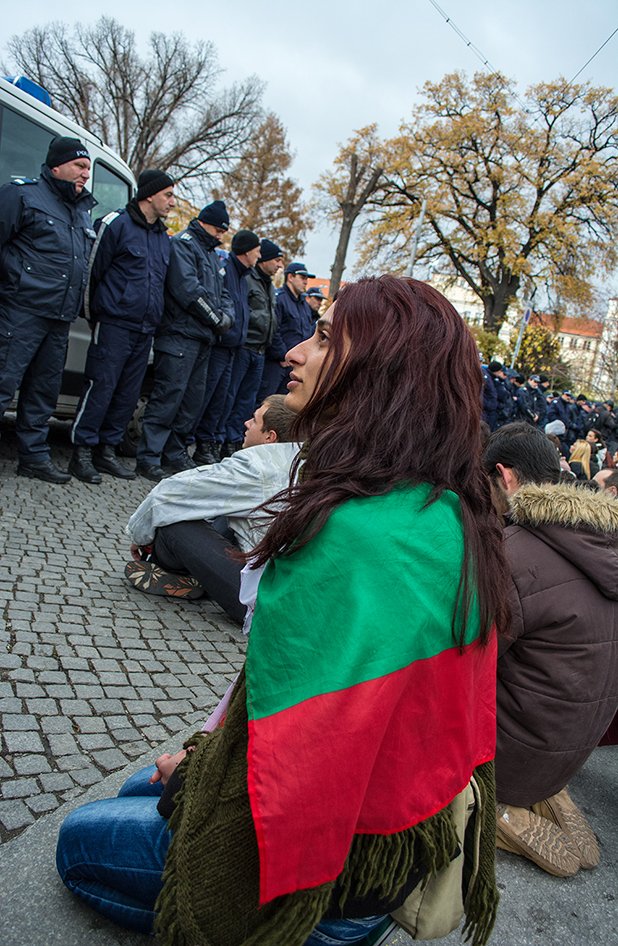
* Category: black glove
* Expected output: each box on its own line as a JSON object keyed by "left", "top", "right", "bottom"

{"left": 194, "top": 296, "right": 234, "bottom": 335}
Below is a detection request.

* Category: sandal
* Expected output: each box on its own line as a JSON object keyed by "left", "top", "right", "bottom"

{"left": 124, "top": 560, "right": 204, "bottom": 599}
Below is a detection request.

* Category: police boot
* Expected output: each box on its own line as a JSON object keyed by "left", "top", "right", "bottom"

{"left": 93, "top": 445, "right": 136, "bottom": 480}
{"left": 193, "top": 441, "right": 221, "bottom": 465}
{"left": 223, "top": 440, "right": 243, "bottom": 458}
{"left": 69, "top": 447, "right": 102, "bottom": 484}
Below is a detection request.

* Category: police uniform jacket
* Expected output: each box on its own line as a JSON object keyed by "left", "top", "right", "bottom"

{"left": 217, "top": 252, "right": 251, "bottom": 349}
{"left": 158, "top": 220, "right": 234, "bottom": 344}
{"left": 88, "top": 200, "right": 170, "bottom": 334}
{"left": 0, "top": 165, "right": 95, "bottom": 322}
{"left": 276, "top": 283, "right": 314, "bottom": 351}
{"left": 245, "top": 265, "right": 277, "bottom": 347}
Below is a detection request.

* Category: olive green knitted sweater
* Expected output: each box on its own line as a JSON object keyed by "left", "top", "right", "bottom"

{"left": 155, "top": 671, "right": 498, "bottom": 946}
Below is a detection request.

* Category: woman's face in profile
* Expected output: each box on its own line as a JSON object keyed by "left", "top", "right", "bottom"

{"left": 284, "top": 305, "right": 336, "bottom": 413}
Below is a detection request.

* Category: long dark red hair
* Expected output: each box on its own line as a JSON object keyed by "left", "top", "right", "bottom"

{"left": 251, "top": 275, "right": 509, "bottom": 643}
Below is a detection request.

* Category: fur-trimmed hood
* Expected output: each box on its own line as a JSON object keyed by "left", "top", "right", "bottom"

{"left": 506, "top": 482, "right": 618, "bottom": 600}
{"left": 509, "top": 482, "right": 618, "bottom": 534}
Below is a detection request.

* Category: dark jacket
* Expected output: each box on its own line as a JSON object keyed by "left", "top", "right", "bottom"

{"left": 217, "top": 252, "right": 251, "bottom": 349}
{"left": 496, "top": 482, "right": 618, "bottom": 807}
{"left": 481, "top": 366, "right": 498, "bottom": 428}
{"left": 158, "top": 219, "right": 234, "bottom": 344}
{"left": 493, "top": 375, "right": 515, "bottom": 427}
{"left": 276, "top": 284, "right": 314, "bottom": 351}
{"left": 87, "top": 200, "right": 170, "bottom": 334}
{"left": 511, "top": 384, "right": 536, "bottom": 424}
{"left": 0, "top": 165, "right": 95, "bottom": 322}
{"left": 525, "top": 384, "right": 546, "bottom": 426}
{"left": 245, "top": 265, "right": 277, "bottom": 347}
{"left": 547, "top": 397, "right": 577, "bottom": 442}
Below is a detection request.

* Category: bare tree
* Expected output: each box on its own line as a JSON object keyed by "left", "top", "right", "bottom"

{"left": 6, "top": 18, "right": 264, "bottom": 183}
{"left": 313, "top": 125, "right": 383, "bottom": 297}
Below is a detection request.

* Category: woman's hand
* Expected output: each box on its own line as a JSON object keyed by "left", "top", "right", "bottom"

{"left": 149, "top": 750, "right": 187, "bottom": 786}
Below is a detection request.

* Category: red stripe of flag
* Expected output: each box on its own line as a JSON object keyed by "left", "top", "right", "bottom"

{"left": 247, "top": 634, "right": 497, "bottom": 904}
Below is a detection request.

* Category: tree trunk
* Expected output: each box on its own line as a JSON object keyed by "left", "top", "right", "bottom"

{"left": 329, "top": 212, "right": 355, "bottom": 298}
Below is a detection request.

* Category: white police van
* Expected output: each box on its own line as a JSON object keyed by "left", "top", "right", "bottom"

{"left": 0, "top": 75, "right": 137, "bottom": 419}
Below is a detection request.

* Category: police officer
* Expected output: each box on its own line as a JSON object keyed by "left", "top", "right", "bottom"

{"left": 136, "top": 200, "right": 234, "bottom": 482}
{"left": 273, "top": 261, "right": 315, "bottom": 394}
{"left": 70, "top": 169, "right": 175, "bottom": 483}
{"left": 305, "top": 286, "right": 327, "bottom": 320}
{"left": 194, "top": 229, "right": 261, "bottom": 461}
{"left": 0, "top": 136, "right": 95, "bottom": 482}
{"left": 220, "top": 237, "right": 284, "bottom": 462}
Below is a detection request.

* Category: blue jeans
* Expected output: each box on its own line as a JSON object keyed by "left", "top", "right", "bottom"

{"left": 56, "top": 766, "right": 387, "bottom": 942}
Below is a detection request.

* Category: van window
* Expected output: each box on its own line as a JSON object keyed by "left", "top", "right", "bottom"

{"left": 0, "top": 103, "right": 53, "bottom": 183}
{"left": 92, "top": 161, "right": 131, "bottom": 219}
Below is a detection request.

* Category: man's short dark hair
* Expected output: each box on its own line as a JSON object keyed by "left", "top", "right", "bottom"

{"left": 261, "top": 395, "right": 294, "bottom": 443}
{"left": 483, "top": 422, "right": 561, "bottom": 485}
{"left": 602, "top": 470, "right": 618, "bottom": 491}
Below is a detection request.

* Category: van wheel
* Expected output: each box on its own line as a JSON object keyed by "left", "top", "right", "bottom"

{"left": 117, "top": 396, "right": 148, "bottom": 458}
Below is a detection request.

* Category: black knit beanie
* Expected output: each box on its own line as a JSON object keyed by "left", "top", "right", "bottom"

{"left": 231, "top": 229, "right": 260, "bottom": 255}
{"left": 136, "top": 169, "right": 175, "bottom": 201}
{"left": 45, "top": 136, "right": 90, "bottom": 168}
{"left": 259, "top": 238, "right": 283, "bottom": 262}
{"left": 198, "top": 200, "right": 230, "bottom": 230}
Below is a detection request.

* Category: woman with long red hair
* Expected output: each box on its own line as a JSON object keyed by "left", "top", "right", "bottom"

{"left": 57, "top": 276, "right": 509, "bottom": 946}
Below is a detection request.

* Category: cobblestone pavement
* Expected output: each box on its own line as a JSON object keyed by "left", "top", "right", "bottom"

{"left": 0, "top": 421, "right": 246, "bottom": 843}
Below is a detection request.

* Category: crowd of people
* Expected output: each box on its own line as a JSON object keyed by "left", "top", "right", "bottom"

{"left": 0, "top": 138, "right": 321, "bottom": 485}
{"left": 482, "top": 362, "right": 618, "bottom": 486}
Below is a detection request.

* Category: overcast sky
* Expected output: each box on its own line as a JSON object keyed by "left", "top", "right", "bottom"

{"left": 5, "top": 1, "right": 618, "bottom": 278}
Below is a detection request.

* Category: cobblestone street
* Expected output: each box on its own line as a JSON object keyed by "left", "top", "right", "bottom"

{"left": 0, "top": 420, "right": 246, "bottom": 843}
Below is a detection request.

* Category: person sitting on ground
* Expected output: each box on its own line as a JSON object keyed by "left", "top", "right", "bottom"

{"left": 56, "top": 275, "right": 509, "bottom": 946}
{"left": 568, "top": 438, "right": 592, "bottom": 481}
{"left": 593, "top": 468, "right": 618, "bottom": 498}
{"left": 482, "top": 422, "right": 618, "bottom": 878}
{"left": 585, "top": 427, "right": 606, "bottom": 470}
{"left": 125, "top": 395, "right": 296, "bottom": 624}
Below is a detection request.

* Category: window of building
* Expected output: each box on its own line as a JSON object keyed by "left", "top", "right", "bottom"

{"left": 569, "top": 337, "right": 578, "bottom": 349}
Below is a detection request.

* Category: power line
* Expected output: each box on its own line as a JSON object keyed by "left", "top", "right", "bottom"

{"left": 427, "top": 0, "right": 534, "bottom": 116}
{"left": 568, "top": 26, "right": 618, "bottom": 85}
{"left": 427, "top": 0, "right": 500, "bottom": 74}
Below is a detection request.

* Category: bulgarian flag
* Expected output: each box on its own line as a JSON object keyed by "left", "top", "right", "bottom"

{"left": 246, "top": 484, "right": 497, "bottom": 906}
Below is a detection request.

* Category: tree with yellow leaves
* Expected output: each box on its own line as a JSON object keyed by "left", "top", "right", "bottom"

{"left": 360, "top": 72, "right": 618, "bottom": 333}
{"left": 212, "top": 113, "right": 309, "bottom": 258}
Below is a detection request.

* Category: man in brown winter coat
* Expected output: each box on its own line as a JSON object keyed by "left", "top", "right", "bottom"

{"left": 483, "top": 422, "right": 618, "bottom": 878}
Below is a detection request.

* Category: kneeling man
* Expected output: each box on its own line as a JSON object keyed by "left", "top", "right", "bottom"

{"left": 125, "top": 395, "right": 297, "bottom": 623}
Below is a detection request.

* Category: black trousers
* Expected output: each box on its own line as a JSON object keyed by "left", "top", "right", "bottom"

{"left": 72, "top": 322, "right": 152, "bottom": 447}
{"left": 0, "top": 310, "right": 70, "bottom": 461}
{"left": 152, "top": 517, "right": 244, "bottom": 625}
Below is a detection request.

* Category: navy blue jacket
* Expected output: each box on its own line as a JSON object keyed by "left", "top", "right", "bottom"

{"left": 525, "top": 384, "right": 546, "bottom": 426}
{"left": 217, "top": 253, "right": 251, "bottom": 349}
{"left": 0, "top": 166, "right": 95, "bottom": 322}
{"left": 276, "top": 284, "right": 314, "bottom": 351}
{"left": 493, "top": 376, "right": 515, "bottom": 426}
{"left": 481, "top": 366, "right": 498, "bottom": 428}
{"left": 511, "top": 384, "right": 538, "bottom": 424}
{"left": 88, "top": 200, "right": 170, "bottom": 334}
{"left": 158, "top": 220, "right": 234, "bottom": 344}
